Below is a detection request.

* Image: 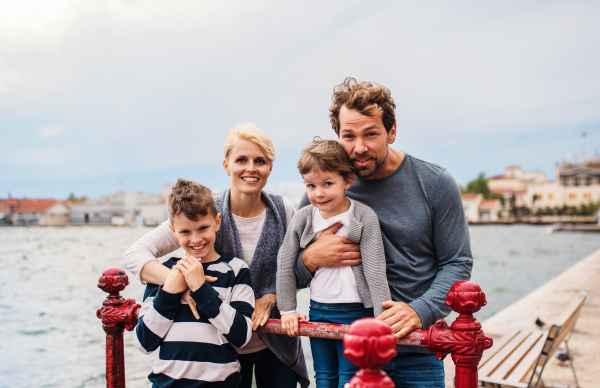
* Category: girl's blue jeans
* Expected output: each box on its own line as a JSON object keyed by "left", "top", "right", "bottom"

{"left": 308, "top": 300, "right": 374, "bottom": 388}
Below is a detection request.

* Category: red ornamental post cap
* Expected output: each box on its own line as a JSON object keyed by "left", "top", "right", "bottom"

{"left": 98, "top": 268, "right": 130, "bottom": 294}
{"left": 343, "top": 318, "right": 397, "bottom": 368}
{"left": 445, "top": 280, "right": 487, "bottom": 330}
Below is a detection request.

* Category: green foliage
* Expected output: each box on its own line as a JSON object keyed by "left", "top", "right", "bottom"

{"left": 533, "top": 202, "right": 600, "bottom": 216}
{"left": 462, "top": 172, "right": 505, "bottom": 206}
{"left": 68, "top": 192, "right": 87, "bottom": 201}
{"left": 465, "top": 173, "right": 490, "bottom": 197}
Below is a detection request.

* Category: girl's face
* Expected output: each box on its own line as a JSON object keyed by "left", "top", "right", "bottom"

{"left": 303, "top": 168, "right": 353, "bottom": 219}
{"left": 223, "top": 140, "right": 273, "bottom": 196}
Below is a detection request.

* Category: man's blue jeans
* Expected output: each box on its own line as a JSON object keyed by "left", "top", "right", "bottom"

{"left": 382, "top": 352, "right": 445, "bottom": 388}
{"left": 309, "top": 300, "right": 374, "bottom": 388}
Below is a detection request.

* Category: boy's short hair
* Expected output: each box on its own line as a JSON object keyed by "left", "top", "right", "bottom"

{"left": 223, "top": 123, "right": 276, "bottom": 164}
{"left": 168, "top": 179, "right": 217, "bottom": 223}
{"left": 297, "top": 139, "right": 354, "bottom": 181}
{"left": 329, "top": 77, "right": 396, "bottom": 136}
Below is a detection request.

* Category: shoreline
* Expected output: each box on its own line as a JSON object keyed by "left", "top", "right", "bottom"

{"left": 444, "top": 246, "right": 600, "bottom": 387}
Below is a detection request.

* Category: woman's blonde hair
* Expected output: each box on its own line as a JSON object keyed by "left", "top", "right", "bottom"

{"left": 223, "top": 123, "right": 276, "bottom": 163}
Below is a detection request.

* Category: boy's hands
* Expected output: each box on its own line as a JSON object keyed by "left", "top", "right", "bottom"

{"left": 163, "top": 267, "right": 188, "bottom": 294}
{"left": 176, "top": 255, "right": 205, "bottom": 292}
{"left": 281, "top": 312, "right": 307, "bottom": 337}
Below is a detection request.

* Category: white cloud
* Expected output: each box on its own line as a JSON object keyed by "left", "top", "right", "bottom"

{"left": 38, "top": 126, "right": 65, "bottom": 137}
{"left": 0, "top": 0, "right": 599, "bottom": 193}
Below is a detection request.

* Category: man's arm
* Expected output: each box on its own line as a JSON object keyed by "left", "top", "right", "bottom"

{"left": 408, "top": 169, "right": 473, "bottom": 329}
{"left": 122, "top": 219, "right": 181, "bottom": 284}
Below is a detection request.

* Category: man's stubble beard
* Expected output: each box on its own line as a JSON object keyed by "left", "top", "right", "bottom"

{"left": 352, "top": 147, "right": 389, "bottom": 179}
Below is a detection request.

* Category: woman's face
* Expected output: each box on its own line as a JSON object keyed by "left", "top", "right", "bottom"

{"left": 223, "top": 139, "right": 273, "bottom": 196}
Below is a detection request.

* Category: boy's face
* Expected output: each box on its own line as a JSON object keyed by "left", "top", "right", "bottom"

{"left": 303, "top": 169, "right": 352, "bottom": 218}
{"left": 169, "top": 212, "right": 222, "bottom": 260}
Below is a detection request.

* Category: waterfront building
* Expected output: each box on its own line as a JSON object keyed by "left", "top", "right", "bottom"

{"left": 70, "top": 184, "right": 173, "bottom": 225}
{"left": 70, "top": 202, "right": 126, "bottom": 224}
{"left": 489, "top": 159, "right": 600, "bottom": 212}
{"left": 0, "top": 198, "right": 71, "bottom": 225}
{"left": 461, "top": 194, "right": 502, "bottom": 222}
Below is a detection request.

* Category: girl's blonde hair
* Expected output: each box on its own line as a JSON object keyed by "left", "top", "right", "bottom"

{"left": 223, "top": 123, "right": 276, "bottom": 163}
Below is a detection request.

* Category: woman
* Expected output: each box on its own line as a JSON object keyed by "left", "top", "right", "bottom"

{"left": 122, "top": 123, "right": 309, "bottom": 388}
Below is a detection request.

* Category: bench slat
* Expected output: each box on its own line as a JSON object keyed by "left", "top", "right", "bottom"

{"left": 506, "top": 333, "right": 548, "bottom": 383}
{"left": 479, "top": 328, "right": 520, "bottom": 368}
{"left": 489, "top": 330, "right": 544, "bottom": 380}
{"left": 478, "top": 331, "right": 531, "bottom": 377}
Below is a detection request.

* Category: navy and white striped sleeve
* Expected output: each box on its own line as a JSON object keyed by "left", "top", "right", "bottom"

{"left": 191, "top": 263, "right": 254, "bottom": 348}
{"left": 133, "top": 285, "right": 184, "bottom": 354}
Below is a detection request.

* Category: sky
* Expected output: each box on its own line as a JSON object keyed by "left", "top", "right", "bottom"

{"left": 1, "top": 0, "right": 600, "bottom": 199}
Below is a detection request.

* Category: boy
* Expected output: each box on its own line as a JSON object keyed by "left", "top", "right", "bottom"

{"left": 134, "top": 179, "right": 254, "bottom": 387}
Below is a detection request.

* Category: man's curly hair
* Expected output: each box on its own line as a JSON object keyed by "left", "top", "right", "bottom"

{"left": 329, "top": 77, "right": 396, "bottom": 136}
{"left": 168, "top": 178, "right": 217, "bottom": 223}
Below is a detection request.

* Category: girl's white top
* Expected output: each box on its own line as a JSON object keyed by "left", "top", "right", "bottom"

{"left": 309, "top": 200, "right": 362, "bottom": 304}
{"left": 122, "top": 196, "right": 296, "bottom": 355}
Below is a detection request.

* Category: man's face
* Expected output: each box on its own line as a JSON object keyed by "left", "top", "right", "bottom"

{"left": 338, "top": 106, "right": 396, "bottom": 179}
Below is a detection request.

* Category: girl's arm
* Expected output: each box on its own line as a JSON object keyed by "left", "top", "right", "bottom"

{"left": 122, "top": 219, "right": 180, "bottom": 284}
{"left": 191, "top": 259, "right": 254, "bottom": 348}
{"left": 276, "top": 210, "right": 307, "bottom": 315}
{"left": 360, "top": 212, "right": 392, "bottom": 318}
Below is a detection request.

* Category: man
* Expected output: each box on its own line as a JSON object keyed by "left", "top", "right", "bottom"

{"left": 295, "top": 78, "right": 473, "bottom": 387}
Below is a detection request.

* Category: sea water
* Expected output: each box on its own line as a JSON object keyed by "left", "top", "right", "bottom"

{"left": 0, "top": 225, "right": 598, "bottom": 387}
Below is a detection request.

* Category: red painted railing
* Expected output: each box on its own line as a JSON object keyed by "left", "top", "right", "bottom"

{"left": 97, "top": 268, "right": 492, "bottom": 388}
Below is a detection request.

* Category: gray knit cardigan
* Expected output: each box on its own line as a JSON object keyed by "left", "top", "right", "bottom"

{"left": 276, "top": 199, "right": 391, "bottom": 317}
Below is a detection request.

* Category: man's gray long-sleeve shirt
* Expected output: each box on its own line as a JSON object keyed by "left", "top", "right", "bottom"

{"left": 296, "top": 153, "right": 473, "bottom": 334}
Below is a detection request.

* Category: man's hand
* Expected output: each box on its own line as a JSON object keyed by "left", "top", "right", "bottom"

{"left": 176, "top": 256, "right": 205, "bottom": 292}
{"left": 302, "top": 222, "right": 361, "bottom": 273}
{"left": 252, "top": 293, "right": 276, "bottom": 330}
{"left": 377, "top": 301, "right": 423, "bottom": 339}
{"left": 280, "top": 312, "right": 307, "bottom": 337}
{"left": 163, "top": 267, "right": 188, "bottom": 294}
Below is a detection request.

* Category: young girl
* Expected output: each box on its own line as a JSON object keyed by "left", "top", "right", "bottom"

{"left": 276, "top": 139, "right": 391, "bottom": 388}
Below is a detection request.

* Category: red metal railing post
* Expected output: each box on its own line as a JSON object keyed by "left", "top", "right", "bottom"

{"left": 97, "top": 268, "right": 140, "bottom": 388}
{"left": 417, "top": 281, "right": 494, "bottom": 388}
{"left": 343, "top": 318, "right": 397, "bottom": 388}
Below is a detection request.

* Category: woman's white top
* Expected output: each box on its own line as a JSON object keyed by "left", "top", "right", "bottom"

{"left": 122, "top": 195, "right": 296, "bottom": 355}
{"left": 309, "top": 200, "right": 362, "bottom": 304}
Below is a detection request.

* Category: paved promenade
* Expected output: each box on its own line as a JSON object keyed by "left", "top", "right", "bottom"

{"left": 444, "top": 246, "right": 600, "bottom": 387}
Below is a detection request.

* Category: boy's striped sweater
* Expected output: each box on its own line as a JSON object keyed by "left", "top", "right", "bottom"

{"left": 134, "top": 255, "right": 254, "bottom": 387}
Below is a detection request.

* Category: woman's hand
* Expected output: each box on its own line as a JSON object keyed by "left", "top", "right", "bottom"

{"left": 252, "top": 293, "right": 277, "bottom": 330}
{"left": 163, "top": 267, "right": 188, "bottom": 294}
{"left": 281, "top": 312, "right": 307, "bottom": 337}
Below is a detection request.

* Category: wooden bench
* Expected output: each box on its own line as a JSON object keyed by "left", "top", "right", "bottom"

{"left": 478, "top": 289, "right": 588, "bottom": 388}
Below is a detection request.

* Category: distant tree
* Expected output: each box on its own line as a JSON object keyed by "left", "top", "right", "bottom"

{"left": 465, "top": 173, "right": 491, "bottom": 197}
{"left": 68, "top": 193, "right": 87, "bottom": 202}
{"left": 463, "top": 172, "right": 506, "bottom": 206}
